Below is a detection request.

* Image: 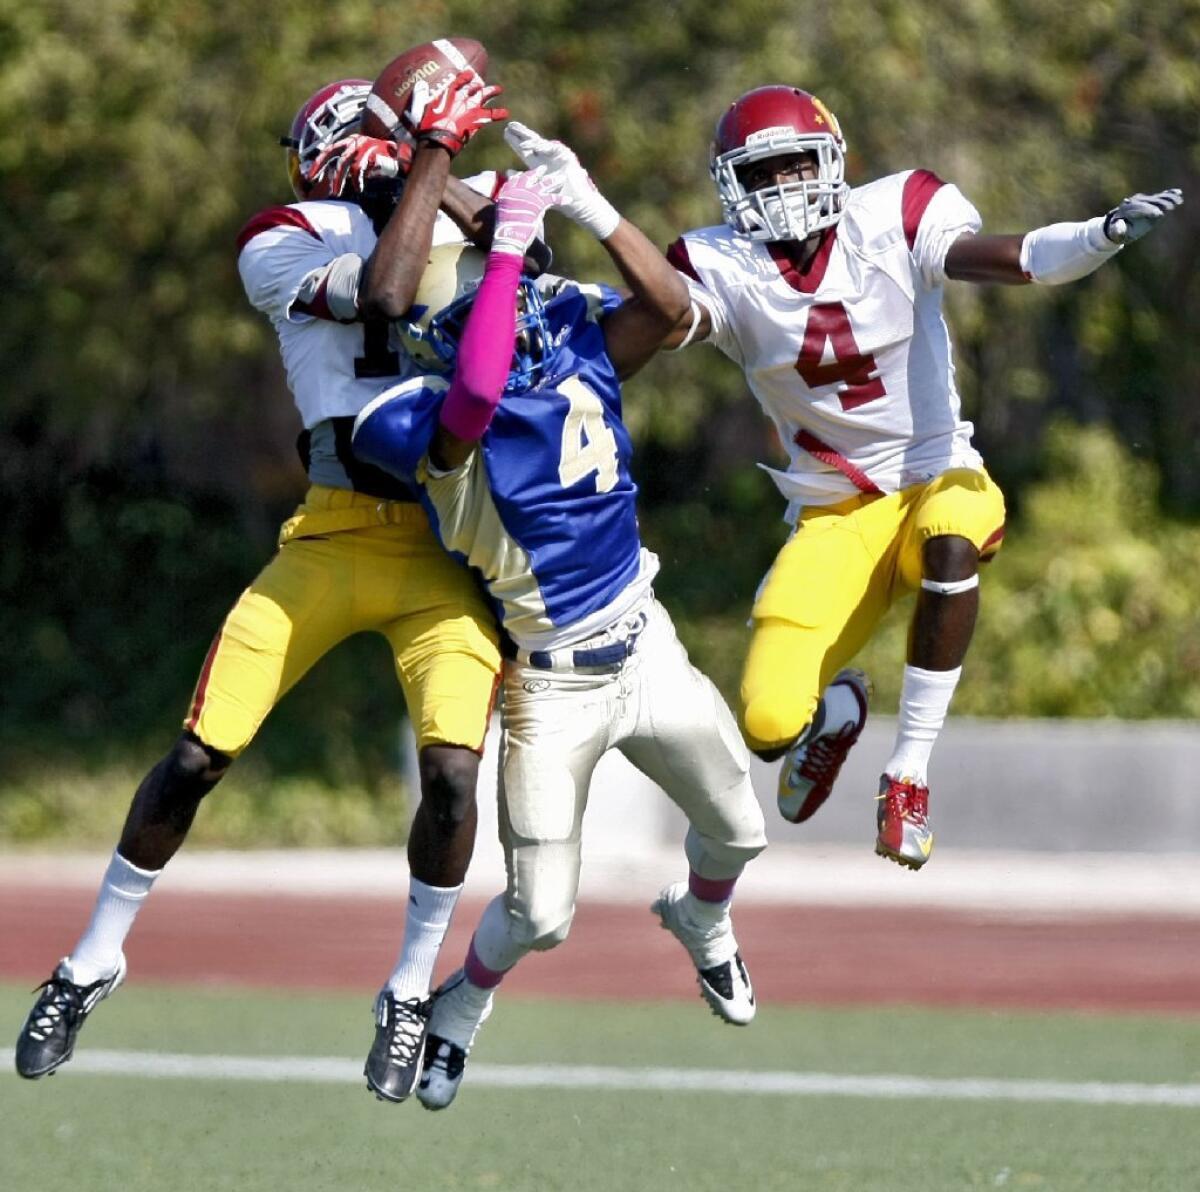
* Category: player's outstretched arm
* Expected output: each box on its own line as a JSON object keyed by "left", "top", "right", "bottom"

{"left": 433, "top": 169, "right": 564, "bottom": 470}
{"left": 597, "top": 220, "right": 691, "bottom": 380}
{"left": 945, "top": 187, "right": 1183, "bottom": 286}
{"left": 360, "top": 71, "right": 507, "bottom": 320}
{"left": 504, "top": 122, "right": 689, "bottom": 377}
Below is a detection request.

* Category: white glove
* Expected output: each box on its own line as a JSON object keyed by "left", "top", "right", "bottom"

{"left": 1103, "top": 188, "right": 1183, "bottom": 244}
{"left": 503, "top": 121, "right": 620, "bottom": 240}
{"left": 491, "top": 167, "right": 566, "bottom": 257}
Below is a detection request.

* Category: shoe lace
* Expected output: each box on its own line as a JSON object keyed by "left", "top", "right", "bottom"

{"left": 26, "top": 978, "right": 85, "bottom": 1040}
{"left": 796, "top": 722, "right": 858, "bottom": 787}
{"left": 385, "top": 996, "right": 431, "bottom": 1066}
{"left": 879, "top": 778, "right": 930, "bottom": 826}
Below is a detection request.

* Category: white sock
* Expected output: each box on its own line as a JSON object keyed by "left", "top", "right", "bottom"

{"left": 681, "top": 891, "right": 731, "bottom": 928}
{"left": 386, "top": 878, "right": 462, "bottom": 999}
{"left": 467, "top": 893, "right": 529, "bottom": 976}
{"left": 885, "top": 664, "right": 962, "bottom": 786}
{"left": 69, "top": 851, "right": 160, "bottom": 984}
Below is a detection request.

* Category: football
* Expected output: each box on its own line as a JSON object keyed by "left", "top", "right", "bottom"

{"left": 361, "top": 38, "right": 489, "bottom": 140}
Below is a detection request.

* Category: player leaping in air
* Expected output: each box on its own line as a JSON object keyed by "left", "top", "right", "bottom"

{"left": 352, "top": 136, "right": 768, "bottom": 1110}
{"left": 15, "top": 53, "right": 513, "bottom": 1104}
{"left": 513, "top": 87, "right": 1182, "bottom": 871}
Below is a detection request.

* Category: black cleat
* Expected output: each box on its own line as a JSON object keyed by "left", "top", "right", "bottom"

{"left": 364, "top": 990, "right": 432, "bottom": 1103}
{"left": 15, "top": 955, "right": 127, "bottom": 1079}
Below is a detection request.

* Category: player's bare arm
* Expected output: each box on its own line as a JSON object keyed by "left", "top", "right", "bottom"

{"left": 502, "top": 121, "right": 689, "bottom": 378}
{"left": 360, "top": 71, "right": 507, "bottom": 319}
{"left": 439, "top": 173, "right": 494, "bottom": 243}
{"left": 359, "top": 142, "right": 456, "bottom": 318}
{"left": 597, "top": 219, "right": 690, "bottom": 379}
{"left": 660, "top": 298, "right": 713, "bottom": 351}
{"left": 943, "top": 233, "right": 1026, "bottom": 283}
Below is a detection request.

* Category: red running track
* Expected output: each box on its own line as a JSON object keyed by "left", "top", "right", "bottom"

{"left": 3, "top": 889, "right": 1200, "bottom": 1014}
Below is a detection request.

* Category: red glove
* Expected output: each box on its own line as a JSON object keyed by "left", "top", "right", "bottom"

{"left": 406, "top": 69, "right": 508, "bottom": 156}
{"left": 310, "top": 134, "right": 414, "bottom": 198}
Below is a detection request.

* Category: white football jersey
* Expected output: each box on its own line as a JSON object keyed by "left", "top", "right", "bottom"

{"left": 670, "top": 170, "right": 985, "bottom": 512}
{"left": 236, "top": 173, "right": 501, "bottom": 429}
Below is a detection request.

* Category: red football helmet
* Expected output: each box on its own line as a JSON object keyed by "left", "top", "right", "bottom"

{"left": 709, "top": 85, "right": 849, "bottom": 242}
{"left": 283, "top": 78, "right": 373, "bottom": 201}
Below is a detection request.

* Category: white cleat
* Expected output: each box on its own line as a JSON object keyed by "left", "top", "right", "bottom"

{"left": 416, "top": 969, "right": 494, "bottom": 1111}
{"left": 651, "top": 882, "right": 755, "bottom": 1026}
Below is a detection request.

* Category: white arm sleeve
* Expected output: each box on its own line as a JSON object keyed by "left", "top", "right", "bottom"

{"left": 1019, "top": 217, "right": 1122, "bottom": 284}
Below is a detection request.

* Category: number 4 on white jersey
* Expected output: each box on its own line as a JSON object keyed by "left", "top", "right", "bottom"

{"left": 558, "top": 376, "right": 618, "bottom": 493}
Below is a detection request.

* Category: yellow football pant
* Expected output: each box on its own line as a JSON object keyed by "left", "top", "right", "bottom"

{"left": 740, "top": 468, "right": 1005, "bottom": 754}
{"left": 184, "top": 485, "right": 500, "bottom": 756}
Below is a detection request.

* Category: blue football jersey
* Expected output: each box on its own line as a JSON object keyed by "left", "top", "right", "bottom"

{"left": 353, "top": 281, "right": 658, "bottom": 649}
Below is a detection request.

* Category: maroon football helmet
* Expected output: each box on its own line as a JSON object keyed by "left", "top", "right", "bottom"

{"left": 283, "top": 78, "right": 373, "bottom": 200}
{"left": 710, "top": 85, "right": 849, "bottom": 241}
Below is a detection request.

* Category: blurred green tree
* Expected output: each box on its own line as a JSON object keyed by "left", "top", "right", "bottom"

{"left": 1, "top": 0, "right": 1196, "bottom": 836}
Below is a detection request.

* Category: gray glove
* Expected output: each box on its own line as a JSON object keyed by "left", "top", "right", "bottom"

{"left": 1103, "top": 188, "right": 1183, "bottom": 245}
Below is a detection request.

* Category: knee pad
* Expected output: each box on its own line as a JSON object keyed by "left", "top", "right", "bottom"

{"left": 685, "top": 822, "right": 768, "bottom": 880}
{"left": 506, "top": 894, "right": 575, "bottom": 952}
{"left": 527, "top": 912, "right": 574, "bottom": 953}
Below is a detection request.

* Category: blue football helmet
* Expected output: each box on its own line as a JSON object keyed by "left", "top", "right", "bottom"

{"left": 401, "top": 243, "right": 554, "bottom": 394}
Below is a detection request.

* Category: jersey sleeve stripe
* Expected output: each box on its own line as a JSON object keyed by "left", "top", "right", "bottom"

{"left": 902, "top": 169, "right": 946, "bottom": 250}
{"left": 793, "top": 428, "right": 883, "bottom": 495}
{"left": 236, "top": 205, "right": 322, "bottom": 253}
{"left": 666, "top": 237, "right": 701, "bottom": 282}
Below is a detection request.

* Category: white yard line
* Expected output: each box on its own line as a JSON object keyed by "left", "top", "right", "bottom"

{"left": 54, "top": 1050, "right": 1200, "bottom": 1108}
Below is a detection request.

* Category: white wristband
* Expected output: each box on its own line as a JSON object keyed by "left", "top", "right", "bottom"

{"left": 1019, "top": 217, "right": 1121, "bottom": 285}
{"left": 577, "top": 193, "right": 621, "bottom": 241}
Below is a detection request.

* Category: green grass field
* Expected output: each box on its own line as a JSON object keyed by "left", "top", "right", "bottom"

{"left": 4, "top": 982, "right": 1200, "bottom": 1191}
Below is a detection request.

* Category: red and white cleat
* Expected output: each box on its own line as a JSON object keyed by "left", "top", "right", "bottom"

{"left": 875, "top": 775, "right": 934, "bottom": 870}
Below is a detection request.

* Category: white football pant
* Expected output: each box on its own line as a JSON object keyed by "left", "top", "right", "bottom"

{"left": 477, "top": 594, "right": 767, "bottom": 969}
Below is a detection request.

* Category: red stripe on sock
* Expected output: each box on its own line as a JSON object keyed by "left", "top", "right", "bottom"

{"left": 464, "top": 936, "right": 509, "bottom": 989}
{"left": 688, "top": 871, "right": 738, "bottom": 903}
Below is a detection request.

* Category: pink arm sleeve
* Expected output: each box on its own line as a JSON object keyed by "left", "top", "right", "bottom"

{"left": 439, "top": 252, "right": 523, "bottom": 442}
